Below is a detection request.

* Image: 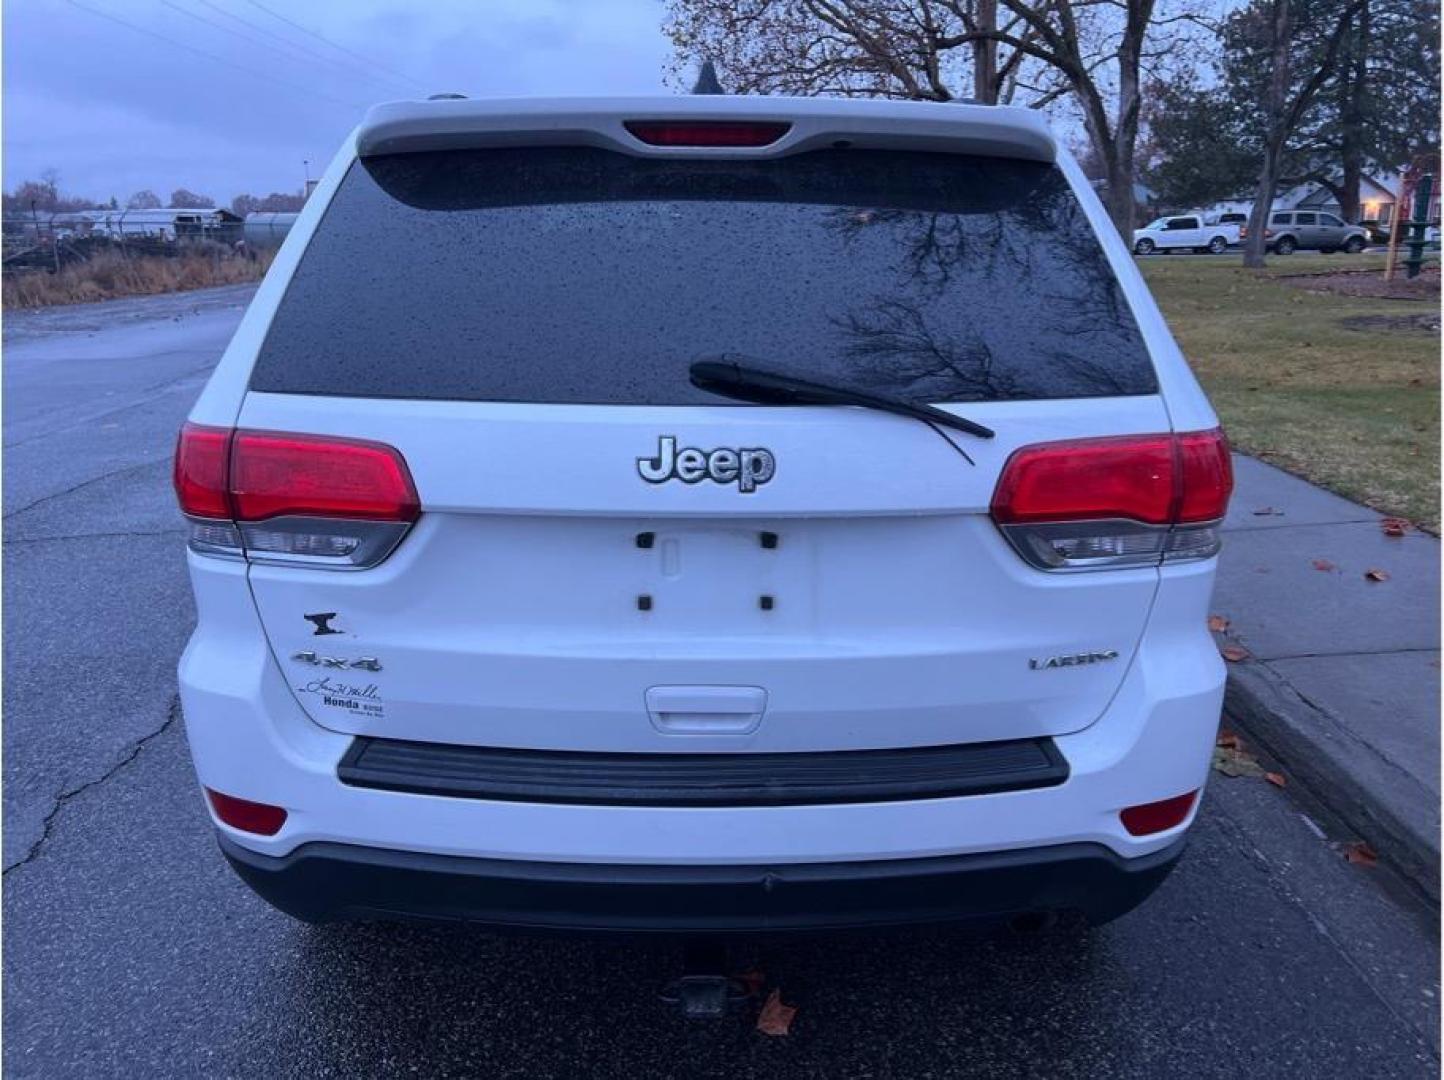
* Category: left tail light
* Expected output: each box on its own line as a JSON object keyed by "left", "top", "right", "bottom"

{"left": 174, "top": 423, "right": 419, "bottom": 569}
{"left": 990, "top": 429, "right": 1232, "bottom": 571}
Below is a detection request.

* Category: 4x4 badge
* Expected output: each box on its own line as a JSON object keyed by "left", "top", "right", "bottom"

{"left": 291, "top": 651, "right": 382, "bottom": 672}
{"left": 637, "top": 436, "right": 775, "bottom": 493}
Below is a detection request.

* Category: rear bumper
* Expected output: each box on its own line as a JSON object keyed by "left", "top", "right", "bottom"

{"left": 219, "top": 832, "right": 1186, "bottom": 934}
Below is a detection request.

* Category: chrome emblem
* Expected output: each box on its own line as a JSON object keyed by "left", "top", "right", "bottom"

{"left": 291, "top": 651, "right": 382, "bottom": 672}
{"left": 638, "top": 436, "right": 775, "bottom": 493}
{"left": 1029, "top": 650, "right": 1119, "bottom": 671}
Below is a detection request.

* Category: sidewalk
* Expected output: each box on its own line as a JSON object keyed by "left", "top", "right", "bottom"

{"left": 1215, "top": 456, "right": 1440, "bottom": 898}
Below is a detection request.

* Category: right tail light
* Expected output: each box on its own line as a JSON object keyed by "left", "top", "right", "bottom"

{"left": 174, "top": 423, "right": 419, "bottom": 570}
{"left": 990, "top": 429, "right": 1232, "bottom": 571}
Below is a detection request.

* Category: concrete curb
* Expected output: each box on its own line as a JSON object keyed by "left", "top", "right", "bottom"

{"left": 1225, "top": 661, "right": 1440, "bottom": 903}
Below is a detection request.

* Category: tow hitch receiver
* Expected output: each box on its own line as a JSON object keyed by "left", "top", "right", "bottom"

{"left": 659, "top": 940, "right": 751, "bottom": 1019}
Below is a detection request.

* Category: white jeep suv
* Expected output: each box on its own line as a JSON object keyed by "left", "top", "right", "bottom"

{"left": 174, "top": 95, "right": 1233, "bottom": 933}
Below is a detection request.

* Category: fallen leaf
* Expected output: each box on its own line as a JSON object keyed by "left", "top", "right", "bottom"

{"left": 1221, "top": 645, "right": 1251, "bottom": 662}
{"left": 1265, "top": 772, "right": 1287, "bottom": 788}
{"left": 756, "top": 989, "right": 797, "bottom": 1036}
{"left": 1343, "top": 841, "right": 1378, "bottom": 866}
{"left": 1312, "top": 559, "right": 1337, "bottom": 572}
{"left": 734, "top": 970, "right": 766, "bottom": 997}
{"left": 1364, "top": 568, "right": 1390, "bottom": 582}
{"left": 1213, "top": 746, "right": 1265, "bottom": 778}
{"left": 1208, "top": 614, "right": 1231, "bottom": 632}
{"left": 1216, "top": 729, "right": 1242, "bottom": 750}
{"left": 1381, "top": 518, "right": 1409, "bottom": 537}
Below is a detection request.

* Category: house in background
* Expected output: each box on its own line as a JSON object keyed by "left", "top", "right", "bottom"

{"left": 1200, "top": 171, "right": 1440, "bottom": 226}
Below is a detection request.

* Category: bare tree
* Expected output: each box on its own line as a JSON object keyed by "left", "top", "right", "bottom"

{"left": 127, "top": 190, "right": 162, "bottom": 210}
{"left": 1237, "top": 0, "right": 1364, "bottom": 267}
{"left": 664, "top": 0, "right": 1205, "bottom": 235}
{"left": 169, "top": 188, "right": 216, "bottom": 209}
{"left": 664, "top": 2, "right": 1046, "bottom": 104}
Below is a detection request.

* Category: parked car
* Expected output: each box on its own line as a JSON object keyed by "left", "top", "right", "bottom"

{"left": 1359, "top": 219, "right": 1392, "bottom": 245}
{"left": 1240, "top": 210, "right": 1368, "bottom": 254}
{"left": 1204, "top": 212, "right": 1246, "bottom": 245}
{"left": 173, "top": 95, "right": 1234, "bottom": 938}
{"left": 1132, "top": 214, "right": 1234, "bottom": 254}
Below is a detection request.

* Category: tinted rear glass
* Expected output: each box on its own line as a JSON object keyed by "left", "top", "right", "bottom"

{"left": 251, "top": 147, "right": 1158, "bottom": 405}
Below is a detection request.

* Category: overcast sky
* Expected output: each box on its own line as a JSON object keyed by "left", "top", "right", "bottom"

{"left": 4, "top": 0, "right": 672, "bottom": 206}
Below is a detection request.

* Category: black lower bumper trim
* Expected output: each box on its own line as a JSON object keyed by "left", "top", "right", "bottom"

{"left": 219, "top": 834, "right": 1186, "bottom": 934}
{"left": 337, "top": 736, "right": 1068, "bottom": 806}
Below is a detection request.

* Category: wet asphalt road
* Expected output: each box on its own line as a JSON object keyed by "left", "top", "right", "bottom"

{"left": 3, "top": 286, "right": 1439, "bottom": 1077}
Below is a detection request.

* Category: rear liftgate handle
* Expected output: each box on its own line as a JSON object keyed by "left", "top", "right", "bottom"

{"left": 645, "top": 686, "right": 767, "bottom": 735}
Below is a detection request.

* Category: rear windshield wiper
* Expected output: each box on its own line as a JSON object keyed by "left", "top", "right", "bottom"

{"left": 689, "top": 356, "right": 995, "bottom": 441}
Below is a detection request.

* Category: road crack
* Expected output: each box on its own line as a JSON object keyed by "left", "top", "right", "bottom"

{"left": 3, "top": 695, "right": 182, "bottom": 876}
{"left": 2, "top": 358, "right": 218, "bottom": 451}
{"left": 2, "top": 457, "right": 170, "bottom": 521}
{"left": 4, "top": 527, "right": 187, "bottom": 547}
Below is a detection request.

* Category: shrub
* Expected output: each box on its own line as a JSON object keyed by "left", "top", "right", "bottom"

{"left": 2, "top": 247, "right": 274, "bottom": 309}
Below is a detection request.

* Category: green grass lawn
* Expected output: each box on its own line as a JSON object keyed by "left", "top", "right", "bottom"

{"left": 1140, "top": 254, "right": 1440, "bottom": 529}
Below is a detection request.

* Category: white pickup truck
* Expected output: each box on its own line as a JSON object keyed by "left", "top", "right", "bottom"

{"left": 1132, "top": 213, "right": 1237, "bottom": 255}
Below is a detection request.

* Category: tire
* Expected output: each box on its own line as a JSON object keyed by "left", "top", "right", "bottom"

{"left": 1344, "top": 236, "right": 1365, "bottom": 254}
{"left": 1134, "top": 238, "right": 1155, "bottom": 255}
{"left": 1208, "top": 236, "right": 1228, "bottom": 254}
{"left": 1273, "top": 236, "right": 1297, "bottom": 255}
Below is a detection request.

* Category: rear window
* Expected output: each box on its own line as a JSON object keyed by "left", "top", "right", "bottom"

{"left": 251, "top": 147, "right": 1158, "bottom": 405}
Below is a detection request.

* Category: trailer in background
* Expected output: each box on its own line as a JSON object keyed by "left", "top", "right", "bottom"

{"left": 243, "top": 212, "right": 299, "bottom": 248}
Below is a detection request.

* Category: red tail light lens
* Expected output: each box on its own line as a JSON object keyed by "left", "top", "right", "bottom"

{"left": 624, "top": 120, "right": 790, "bottom": 147}
{"left": 1176, "top": 430, "right": 1234, "bottom": 522}
{"left": 1120, "top": 790, "right": 1198, "bottom": 836}
{"left": 174, "top": 424, "right": 233, "bottom": 519}
{"left": 205, "top": 788, "right": 288, "bottom": 835}
{"left": 173, "top": 424, "right": 419, "bottom": 568}
{"left": 991, "top": 434, "right": 1177, "bottom": 526}
{"left": 230, "top": 431, "right": 418, "bottom": 522}
{"left": 990, "top": 430, "right": 1232, "bottom": 571}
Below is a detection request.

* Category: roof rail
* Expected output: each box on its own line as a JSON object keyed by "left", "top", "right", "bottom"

{"left": 428, "top": 92, "right": 467, "bottom": 101}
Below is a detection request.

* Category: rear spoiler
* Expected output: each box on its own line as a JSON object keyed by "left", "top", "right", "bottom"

{"left": 355, "top": 95, "right": 1057, "bottom": 163}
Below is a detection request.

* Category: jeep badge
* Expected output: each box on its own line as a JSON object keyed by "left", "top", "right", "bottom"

{"left": 637, "top": 436, "right": 775, "bottom": 493}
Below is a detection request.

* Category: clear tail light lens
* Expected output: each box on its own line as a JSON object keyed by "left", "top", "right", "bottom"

{"left": 990, "top": 429, "right": 1232, "bottom": 572}
{"left": 173, "top": 423, "right": 419, "bottom": 569}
